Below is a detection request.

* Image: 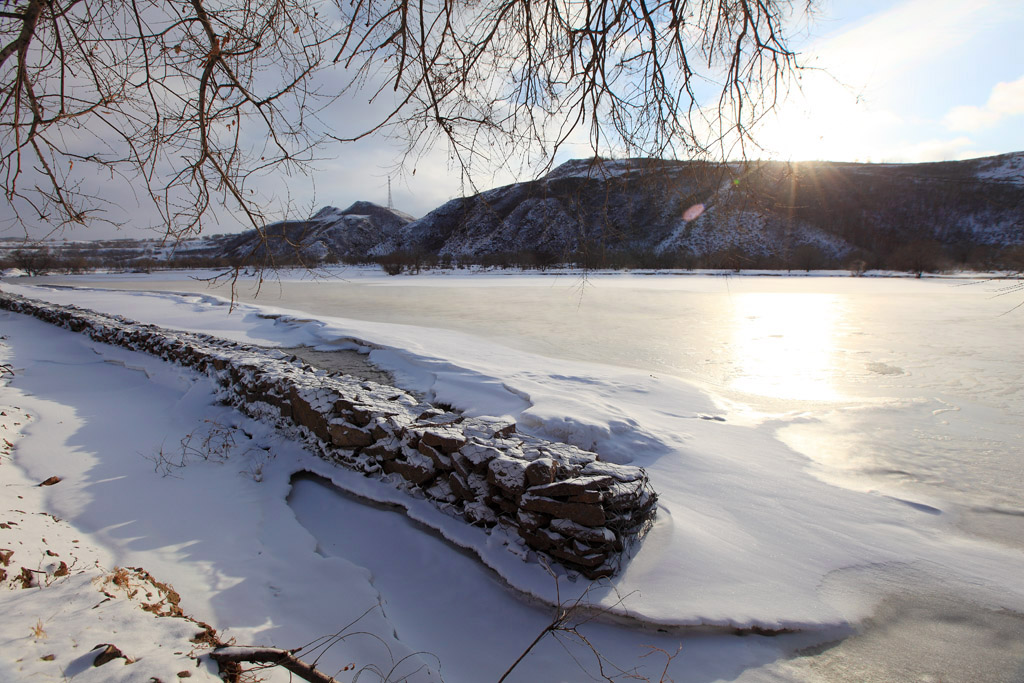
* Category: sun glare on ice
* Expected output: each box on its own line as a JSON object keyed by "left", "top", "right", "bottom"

{"left": 728, "top": 293, "right": 843, "bottom": 401}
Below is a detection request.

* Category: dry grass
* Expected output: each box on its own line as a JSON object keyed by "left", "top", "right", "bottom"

{"left": 106, "top": 566, "right": 132, "bottom": 590}
{"left": 30, "top": 618, "right": 46, "bottom": 640}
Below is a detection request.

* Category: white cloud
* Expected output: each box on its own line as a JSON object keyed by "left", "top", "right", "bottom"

{"left": 809, "top": 0, "right": 1000, "bottom": 89}
{"left": 877, "top": 136, "right": 979, "bottom": 162}
{"left": 944, "top": 105, "right": 1000, "bottom": 132}
{"left": 756, "top": 0, "right": 1024, "bottom": 164}
{"left": 945, "top": 75, "right": 1024, "bottom": 131}
{"left": 989, "top": 76, "right": 1024, "bottom": 114}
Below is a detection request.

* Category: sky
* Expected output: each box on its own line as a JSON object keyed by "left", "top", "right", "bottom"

{"left": 752, "top": 0, "right": 1024, "bottom": 164}
{"left": 3, "top": 0, "right": 1023, "bottom": 241}
{"left": 301, "top": 0, "right": 1024, "bottom": 222}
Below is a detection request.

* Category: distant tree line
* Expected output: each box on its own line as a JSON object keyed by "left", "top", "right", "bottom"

{"left": 349, "top": 241, "right": 1024, "bottom": 275}
{"left": 4, "top": 239, "right": 1024, "bottom": 277}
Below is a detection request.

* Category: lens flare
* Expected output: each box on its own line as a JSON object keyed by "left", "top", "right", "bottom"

{"left": 683, "top": 203, "right": 705, "bottom": 221}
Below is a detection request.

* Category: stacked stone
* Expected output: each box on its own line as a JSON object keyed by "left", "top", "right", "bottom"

{"left": 0, "top": 292, "right": 657, "bottom": 578}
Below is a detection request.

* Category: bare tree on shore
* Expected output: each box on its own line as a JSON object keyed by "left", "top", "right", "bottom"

{"left": 1, "top": 0, "right": 809, "bottom": 241}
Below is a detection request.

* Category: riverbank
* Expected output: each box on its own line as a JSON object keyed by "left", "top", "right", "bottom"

{"left": 3, "top": 273, "right": 1024, "bottom": 681}
{"left": 0, "top": 389, "right": 225, "bottom": 681}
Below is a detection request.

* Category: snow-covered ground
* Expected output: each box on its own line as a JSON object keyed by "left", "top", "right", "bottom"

{"left": 2, "top": 268, "right": 1024, "bottom": 681}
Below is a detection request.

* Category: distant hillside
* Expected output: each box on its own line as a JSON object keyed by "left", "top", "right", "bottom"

{"left": 3, "top": 154, "right": 1023, "bottom": 273}
{"left": 222, "top": 201, "right": 415, "bottom": 265}
{"left": 0, "top": 200, "right": 414, "bottom": 272}
{"left": 374, "top": 153, "right": 1024, "bottom": 270}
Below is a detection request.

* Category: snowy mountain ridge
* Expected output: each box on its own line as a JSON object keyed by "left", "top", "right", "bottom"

{"left": 4, "top": 152, "right": 1023, "bottom": 271}
{"left": 371, "top": 152, "right": 1024, "bottom": 268}
{"left": 217, "top": 201, "right": 415, "bottom": 264}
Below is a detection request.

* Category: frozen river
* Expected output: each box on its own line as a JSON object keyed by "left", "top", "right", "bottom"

{"left": 43, "top": 270, "right": 1024, "bottom": 533}
{"left": 9, "top": 268, "right": 1024, "bottom": 681}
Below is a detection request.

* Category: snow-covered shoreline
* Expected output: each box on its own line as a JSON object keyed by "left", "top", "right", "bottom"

{"left": 3, "top": 271, "right": 1024, "bottom": 681}
{"left": 0, "top": 305, "right": 447, "bottom": 682}
{"left": 0, "top": 395, "right": 227, "bottom": 681}
{"left": 0, "top": 290, "right": 659, "bottom": 582}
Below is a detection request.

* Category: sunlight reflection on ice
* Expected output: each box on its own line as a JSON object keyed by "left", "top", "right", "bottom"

{"left": 729, "top": 293, "right": 842, "bottom": 401}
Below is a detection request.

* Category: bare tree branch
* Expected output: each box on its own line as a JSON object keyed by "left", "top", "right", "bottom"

{"left": 1, "top": 0, "right": 809, "bottom": 250}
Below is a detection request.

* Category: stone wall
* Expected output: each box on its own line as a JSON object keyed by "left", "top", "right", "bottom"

{"left": 1, "top": 292, "right": 657, "bottom": 578}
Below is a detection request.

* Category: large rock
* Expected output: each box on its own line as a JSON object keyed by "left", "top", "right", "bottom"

{"left": 418, "top": 440, "right": 453, "bottom": 470}
{"left": 549, "top": 519, "right": 616, "bottom": 546}
{"left": 333, "top": 397, "right": 375, "bottom": 427}
{"left": 604, "top": 480, "right": 655, "bottom": 510}
{"left": 517, "top": 527, "right": 565, "bottom": 551}
{"left": 363, "top": 436, "right": 402, "bottom": 461}
{"left": 582, "top": 460, "right": 646, "bottom": 482}
{"left": 448, "top": 472, "right": 476, "bottom": 502}
{"left": 417, "top": 426, "right": 467, "bottom": 454}
{"left": 456, "top": 442, "right": 503, "bottom": 473}
{"left": 328, "top": 420, "right": 375, "bottom": 448}
{"left": 548, "top": 546, "right": 610, "bottom": 571}
{"left": 521, "top": 494, "right": 606, "bottom": 527}
{"left": 524, "top": 458, "right": 556, "bottom": 487}
{"left": 527, "top": 475, "right": 613, "bottom": 499}
{"left": 382, "top": 448, "right": 437, "bottom": 485}
{"left": 462, "top": 417, "right": 517, "bottom": 439}
{"left": 464, "top": 501, "right": 498, "bottom": 526}
{"left": 487, "top": 456, "right": 529, "bottom": 497}
{"left": 515, "top": 509, "right": 549, "bottom": 532}
{"left": 289, "top": 388, "right": 332, "bottom": 441}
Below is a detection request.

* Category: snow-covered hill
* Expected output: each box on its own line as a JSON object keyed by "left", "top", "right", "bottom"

{"left": 4, "top": 153, "right": 1023, "bottom": 271}
{"left": 221, "top": 201, "right": 414, "bottom": 264}
{"left": 377, "top": 153, "right": 1024, "bottom": 269}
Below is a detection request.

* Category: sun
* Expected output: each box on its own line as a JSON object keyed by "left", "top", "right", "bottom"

{"left": 755, "top": 107, "right": 833, "bottom": 161}
{"left": 753, "top": 77, "right": 895, "bottom": 163}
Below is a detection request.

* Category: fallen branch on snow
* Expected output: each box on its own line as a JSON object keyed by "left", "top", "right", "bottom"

{"left": 209, "top": 646, "right": 340, "bottom": 683}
